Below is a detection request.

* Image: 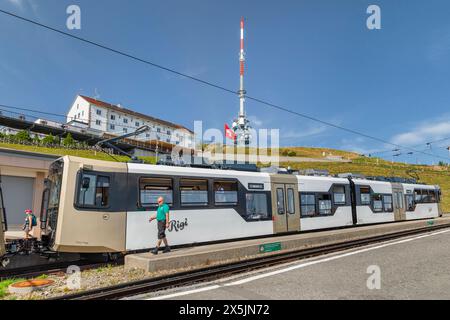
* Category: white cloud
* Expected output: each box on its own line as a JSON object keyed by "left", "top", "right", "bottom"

{"left": 338, "top": 137, "right": 385, "bottom": 155}
{"left": 280, "top": 125, "right": 328, "bottom": 140}
{"left": 391, "top": 116, "right": 450, "bottom": 146}
{"left": 5, "top": 0, "right": 40, "bottom": 15}
{"left": 6, "top": 0, "right": 24, "bottom": 9}
{"left": 248, "top": 115, "right": 263, "bottom": 127}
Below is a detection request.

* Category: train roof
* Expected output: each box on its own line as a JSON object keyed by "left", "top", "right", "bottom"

{"left": 58, "top": 156, "right": 433, "bottom": 187}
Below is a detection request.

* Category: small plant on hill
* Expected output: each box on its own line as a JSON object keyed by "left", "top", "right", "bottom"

{"left": 15, "top": 130, "right": 32, "bottom": 143}
{"left": 62, "top": 133, "right": 75, "bottom": 147}
{"left": 42, "top": 134, "right": 56, "bottom": 146}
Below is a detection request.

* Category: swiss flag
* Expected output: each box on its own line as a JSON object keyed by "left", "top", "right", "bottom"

{"left": 225, "top": 123, "right": 236, "bottom": 141}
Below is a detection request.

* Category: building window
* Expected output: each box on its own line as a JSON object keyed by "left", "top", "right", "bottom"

{"left": 214, "top": 180, "right": 238, "bottom": 205}
{"left": 96, "top": 109, "right": 101, "bottom": 116}
{"left": 333, "top": 185, "right": 346, "bottom": 205}
{"left": 123, "top": 118, "right": 128, "bottom": 124}
{"left": 157, "top": 127, "right": 161, "bottom": 133}
{"left": 77, "top": 173, "right": 110, "bottom": 208}
{"left": 245, "top": 193, "right": 269, "bottom": 220}
{"left": 95, "top": 120, "right": 101, "bottom": 126}
{"left": 146, "top": 133, "right": 150, "bottom": 138}
{"left": 360, "top": 186, "right": 371, "bottom": 205}
{"left": 167, "top": 130, "right": 171, "bottom": 135}
{"left": 166, "top": 138, "right": 170, "bottom": 143}
{"left": 135, "top": 121, "right": 140, "bottom": 127}
{"left": 111, "top": 115, "right": 116, "bottom": 120}
{"left": 123, "top": 128, "right": 128, "bottom": 133}
{"left": 180, "top": 179, "right": 208, "bottom": 206}
{"left": 110, "top": 124, "right": 115, "bottom": 130}
{"left": 318, "top": 194, "right": 332, "bottom": 215}
{"left": 139, "top": 177, "right": 173, "bottom": 206}
{"left": 300, "top": 194, "right": 316, "bottom": 217}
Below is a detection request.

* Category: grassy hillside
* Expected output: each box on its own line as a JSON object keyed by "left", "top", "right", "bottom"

{"left": 0, "top": 142, "right": 156, "bottom": 164}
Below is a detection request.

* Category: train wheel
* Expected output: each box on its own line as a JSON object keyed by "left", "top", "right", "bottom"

{"left": 1, "top": 257, "right": 10, "bottom": 268}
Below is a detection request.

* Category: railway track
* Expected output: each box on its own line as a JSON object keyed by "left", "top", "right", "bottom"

{"left": 0, "top": 259, "right": 123, "bottom": 280}
{"left": 51, "top": 222, "right": 450, "bottom": 300}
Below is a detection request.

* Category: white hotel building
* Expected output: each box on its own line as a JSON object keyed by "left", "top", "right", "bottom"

{"left": 67, "top": 95, "right": 194, "bottom": 149}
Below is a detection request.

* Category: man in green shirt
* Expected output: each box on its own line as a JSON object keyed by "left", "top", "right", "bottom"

{"left": 149, "top": 196, "right": 171, "bottom": 254}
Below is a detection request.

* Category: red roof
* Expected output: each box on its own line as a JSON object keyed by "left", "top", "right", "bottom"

{"left": 79, "top": 95, "right": 193, "bottom": 133}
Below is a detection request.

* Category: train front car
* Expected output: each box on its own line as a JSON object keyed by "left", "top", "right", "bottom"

{"left": 402, "top": 183, "right": 441, "bottom": 220}
{"left": 41, "top": 156, "right": 128, "bottom": 253}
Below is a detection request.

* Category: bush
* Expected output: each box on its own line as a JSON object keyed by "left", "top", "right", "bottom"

{"left": 287, "top": 151, "right": 297, "bottom": 157}
{"left": 15, "top": 130, "right": 32, "bottom": 142}
{"left": 42, "top": 134, "right": 56, "bottom": 146}
{"left": 62, "top": 133, "right": 75, "bottom": 147}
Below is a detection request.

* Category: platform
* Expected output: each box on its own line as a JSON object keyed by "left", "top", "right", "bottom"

{"left": 125, "top": 216, "right": 450, "bottom": 273}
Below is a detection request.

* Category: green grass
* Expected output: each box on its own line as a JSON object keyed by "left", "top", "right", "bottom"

{"left": 0, "top": 278, "right": 25, "bottom": 298}
{"left": 0, "top": 142, "right": 156, "bottom": 164}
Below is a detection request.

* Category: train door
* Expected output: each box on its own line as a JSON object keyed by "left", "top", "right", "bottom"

{"left": 271, "top": 175, "right": 300, "bottom": 234}
{"left": 392, "top": 183, "right": 406, "bottom": 221}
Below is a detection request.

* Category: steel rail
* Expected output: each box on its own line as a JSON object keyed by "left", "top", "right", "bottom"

{"left": 52, "top": 223, "right": 450, "bottom": 300}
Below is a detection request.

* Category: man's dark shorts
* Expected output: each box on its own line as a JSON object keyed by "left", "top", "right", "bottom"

{"left": 157, "top": 220, "right": 166, "bottom": 239}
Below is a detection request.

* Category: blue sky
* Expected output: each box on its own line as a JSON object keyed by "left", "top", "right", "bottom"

{"left": 1, "top": 0, "right": 450, "bottom": 164}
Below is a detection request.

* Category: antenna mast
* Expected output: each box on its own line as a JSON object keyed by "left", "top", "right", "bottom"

{"left": 232, "top": 17, "right": 252, "bottom": 145}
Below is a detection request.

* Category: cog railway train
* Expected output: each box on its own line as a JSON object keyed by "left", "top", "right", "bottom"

{"left": 1, "top": 155, "right": 443, "bottom": 258}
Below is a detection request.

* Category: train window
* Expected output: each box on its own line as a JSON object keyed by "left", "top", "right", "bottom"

{"left": 333, "top": 185, "right": 346, "bottom": 205}
{"left": 395, "top": 192, "right": 403, "bottom": 209}
{"left": 300, "top": 194, "right": 315, "bottom": 217}
{"left": 276, "top": 188, "right": 285, "bottom": 215}
{"left": 383, "top": 195, "right": 393, "bottom": 212}
{"left": 139, "top": 177, "right": 173, "bottom": 206}
{"left": 373, "top": 194, "right": 383, "bottom": 212}
{"left": 287, "top": 188, "right": 295, "bottom": 214}
{"left": 422, "top": 190, "right": 432, "bottom": 203}
{"left": 405, "top": 194, "right": 415, "bottom": 211}
{"left": 414, "top": 189, "right": 422, "bottom": 202}
{"left": 318, "top": 194, "right": 332, "bottom": 215}
{"left": 214, "top": 180, "right": 238, "bottom": 205}
{"left": 180, "top": 179, "right": 208, "bottom": 206}
{"left": 245, "top": 193, "right": 269, "bottom": 220}
{"left": 430, "top": 190, "right": 437, "bottom": 203}
{"left": 77, "top": 173, "right": 110, "bottom": 208}
{"left": 360, "top": 186, "right": 371, "bottom": 205}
